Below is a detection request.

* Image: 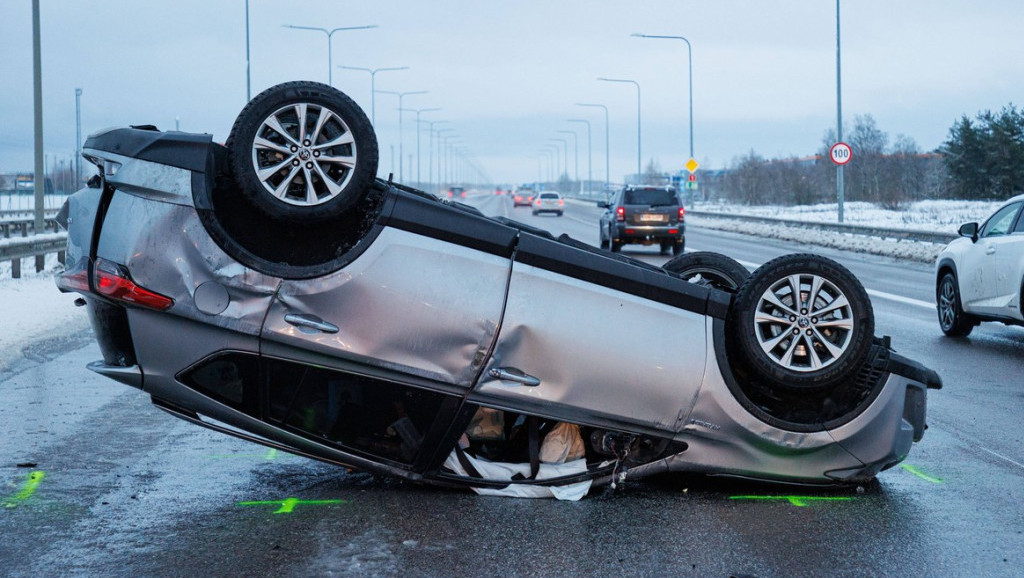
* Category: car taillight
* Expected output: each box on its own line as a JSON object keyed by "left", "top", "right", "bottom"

{"left": 57, "top": 257, "right": 173, "bottom": 311}
{"left": 558, "top": 199, "right": 564, "bottom": 206}
{"left": 678, "top": 206, "right": 686, "bottom": 221}
{"left": 616, "top": 206, "right": 625, "bottom": 221}
{"left": 94, "top": 259, "right": 174, "bottom": 311}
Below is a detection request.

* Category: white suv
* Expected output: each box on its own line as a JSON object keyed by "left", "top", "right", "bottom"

{"left": 935, "top": 193, "right": 1024, "bottom": 336}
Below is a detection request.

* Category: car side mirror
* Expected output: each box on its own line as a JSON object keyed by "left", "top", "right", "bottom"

{"left": 958, "top": 222, "right": 979, "bottom": 242}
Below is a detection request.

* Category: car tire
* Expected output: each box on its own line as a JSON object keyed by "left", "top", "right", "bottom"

{"left": 672, "top": 240, "right": 684, "bottom": 256}
{"left": 937, "top": 272, "right": 976, "bottom": 337}
{"left": 663, "top": 251, "right": 750, "bottom": 292}
{"left": 226, "top": 81, "right": 378, "bottom": 224}
{"left": 660, "top": 241, "right": 672, "bottom": 256}
{"left": 599, "top": 229, "right": 609, "bottom": 250}
{"left": 557, "top": 211, "right": 563, "bottom": 217}
{"left": 726, "top": 254, "right": 874, "bottom": 390}
{"left": 611, "top": 239, "right": 622, "bottom": 253}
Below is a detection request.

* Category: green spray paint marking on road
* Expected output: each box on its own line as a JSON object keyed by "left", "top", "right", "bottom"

{"left": 238, "top": 497, "right": 349, "bottom": 514}
{"left": 901, "top": 464, "right": 943, "bottom": 484}
{"left": 729, "top": 495, "right": 853, "bottom": 507}
{"left": 3, "top": 471, "right": 46, "bottom": 508}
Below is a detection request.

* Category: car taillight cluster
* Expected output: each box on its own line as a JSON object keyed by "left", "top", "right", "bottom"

{"left": 678, "top": 206, "right": 686, "bottom": 221}
{"left": 616, "top": 206, "right": 625, "bottom": 221}
{"left": 56, "top": 257, "right": 174, "bottom": 311}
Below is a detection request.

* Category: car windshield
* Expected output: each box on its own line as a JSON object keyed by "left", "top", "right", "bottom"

{"left": 540, "top": 193, "right": 559, "bottom": 199}
{"left": 623, "top": 189, "right": 676, "bottom": 206}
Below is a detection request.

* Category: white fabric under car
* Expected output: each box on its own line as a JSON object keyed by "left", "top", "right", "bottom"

{"left": 442, "top": 452, "right": 592, "bottom": 500}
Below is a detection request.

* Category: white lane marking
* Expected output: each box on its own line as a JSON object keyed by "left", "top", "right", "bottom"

{"left": 731, "top": 258, "right": 933, "bottom": 309}
{"left": 981, "top": 447, "right": 1024, "bottom": 471}
{"left": 866, "top": 289, "right": 934, "bottom": 310}
{"left": 563, "top": 210, "right": 938, "bottom": 310}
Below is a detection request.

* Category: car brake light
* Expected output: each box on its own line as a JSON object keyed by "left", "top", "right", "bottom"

{"left": 616, "top": 206, "right": 625, "bottom": 221}
{"left": 94, "top": 258, "right": 174, "bottom": 310}
{"left": 558, "top": 199, "right": 564, "bottom": 206}
{"left": 57, "top": 258, "right": 174, "bottom": 310}
{"left": 679, "top": 207, "right": 686, "bottom": 221}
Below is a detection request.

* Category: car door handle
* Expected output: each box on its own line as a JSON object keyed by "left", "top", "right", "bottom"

{"left": 284, "top": 313, "right": 339, "bottom": 334}
{"left": 986, "top": 246, "right": 996, "bottom": 255}
{"left": 489, "top": 367, "right": 541, "bottom": 386}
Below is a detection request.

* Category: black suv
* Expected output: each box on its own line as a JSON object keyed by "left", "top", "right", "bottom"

{"left": 598, "top": 186, "right": 685, "bottom": 255}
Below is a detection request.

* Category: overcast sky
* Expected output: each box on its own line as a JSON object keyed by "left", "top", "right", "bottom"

{"left": 3, "top": 1, "right": 1024, "bottom": 185}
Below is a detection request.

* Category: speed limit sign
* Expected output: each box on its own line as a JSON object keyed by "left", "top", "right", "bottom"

{"left": 830, "top": 142, "right": 853, "bottom": 165}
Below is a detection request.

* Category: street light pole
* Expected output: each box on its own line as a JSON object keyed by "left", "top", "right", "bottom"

{"left": 282, "top": 24, "right": 378, "bottom": 86}
{"left": 548, "top": 138, "right": 568, "bottom": 182}
{"left": 245, "top": 0, "right": 251, "bottom": 101}
{"left": 32, "top": 0, "right": 44, "bottom": 247}
{"left": 337, "top": 65, "right": 408, "bottom": 126}
{"left": 75, "top": 88, "right": 83, "bottom": 187}
{"left": 399, "top": 107, "right": 440, "bottom": 187}
{"left": 375, "top": 89, "right": 428, "bottom": 181}
{"left": 577, "top": 103, "right": 609, "bottom": 193}
{"left": 568, "top": 119, "right": 591, "bottom": 196}
{"left": 557, "top": 130, "right": 579, "bottom": 187}
{"left": 425, "top": 121, "right": 450, "bottom": 193}
{"left": 541, "top": 147, "right": 557, "bottom": 183}
{"left": 631, "top": 33, "right": 694, "bottom": 160}
{"left": 598, "top": 77, "right": 642, "bottom": 181}
{"left": 836, "top": 0, "right": 845, "bottom": 223}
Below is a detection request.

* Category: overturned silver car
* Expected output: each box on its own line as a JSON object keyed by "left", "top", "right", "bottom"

{"left": 56, "top": 82, "right": 940, "bottom": 498}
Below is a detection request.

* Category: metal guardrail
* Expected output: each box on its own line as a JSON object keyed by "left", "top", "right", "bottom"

{"left": 0, "top": 209, "right": 60, "bottom": 220}
{"left": 687, "top": 210, "right": 958, "bottom": 245}
{"left": 1, "top": 217, "right": 63, "bottom": 238}
{"left": 0, "top": 233, "right": 67, "bottom": 279}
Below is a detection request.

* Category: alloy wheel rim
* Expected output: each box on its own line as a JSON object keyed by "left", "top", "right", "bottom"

{"left": 753, "top": 273, "right": 855, "bottom": 372}
{"left": 250, "top": 102, "right": 357, "bottom": 207}
{"left": 938, "top": 278, "right": 957, "bottom": 329}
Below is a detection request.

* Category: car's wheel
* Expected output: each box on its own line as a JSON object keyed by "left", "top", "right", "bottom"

{"left": 726, "top": 254, "right": 874, "bottom": 390}
{"left": 937, "top": 271, "right": 976, "bottom": 337}
{"left": 672, "top": 240, "right": 684, "bottom": 256}
{"left": 663, "top": 251, "right": 750, "bottom": 292}
{"left": 599, "top": 229, "right": 609, "bottom": 249}
{"left": 532, "top": 210, "right": 538, "bottom": 216}
{"left": 557, "top": 211, "right": 563, "bottom": 217}
{"left": 660, "top": 240, "right": 672, "bottom": 256}
{"left": 226, "top": 81, "right": 378, "bottom": 224}
{"left": 611, "top": 239, "right": 622, "bottom": 252}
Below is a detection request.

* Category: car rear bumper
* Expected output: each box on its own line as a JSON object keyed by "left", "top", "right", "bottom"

{"left": 612, "top": 223, "right": 685, "bottom": 242}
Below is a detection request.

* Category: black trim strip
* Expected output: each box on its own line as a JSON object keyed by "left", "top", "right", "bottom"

{"left": 515, "top": 232, "right": 711, "bottom": 315}
{"left": 384, "top": 189, "right": 519, "bottom": 257}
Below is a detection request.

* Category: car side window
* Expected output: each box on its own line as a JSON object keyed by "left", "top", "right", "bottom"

{"left": 1014, "top": 204, "right": 1024, "bottom": 233}
{"left": 980, "top": 202, "right": 1022, "bottom": 238}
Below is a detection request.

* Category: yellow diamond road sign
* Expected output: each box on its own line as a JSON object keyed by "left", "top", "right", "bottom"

{"left": 684, "top": 158, "right": 700, "bottom": 173}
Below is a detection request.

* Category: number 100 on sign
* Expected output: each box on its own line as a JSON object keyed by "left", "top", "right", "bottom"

{"left": 830, "top": 142, "right": 852, "bottom": 165}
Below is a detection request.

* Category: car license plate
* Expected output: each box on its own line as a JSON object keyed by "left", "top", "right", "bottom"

{"left": 639, "top": 213, "right": 667, "bottom": 222}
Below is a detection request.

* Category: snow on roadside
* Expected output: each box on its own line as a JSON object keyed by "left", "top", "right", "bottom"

{"left": 687, "top": 214, "right": 946, "bottom": 263}
{"left": 693, "top": 199, "right": 1002, "bottom": 234}
{"left": 0, "top": 257, "right": 90, "bottom": 372}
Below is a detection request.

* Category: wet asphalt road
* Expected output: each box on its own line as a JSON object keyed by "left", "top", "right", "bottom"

{"left": 1, "top": 194, "right": 1022, "bottom": 577}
